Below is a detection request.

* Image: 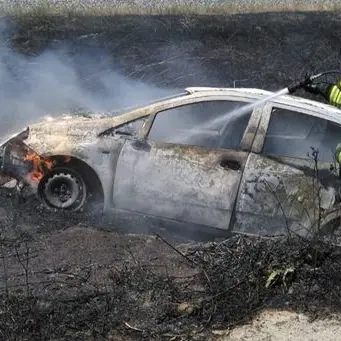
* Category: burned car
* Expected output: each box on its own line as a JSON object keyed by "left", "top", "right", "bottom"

{"left": 1, "top": 87, "right": 341, "bottom": 238}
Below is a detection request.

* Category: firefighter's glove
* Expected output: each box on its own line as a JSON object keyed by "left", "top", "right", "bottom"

{"left": 303, "top": 84, "right": 320, "bottom": 95}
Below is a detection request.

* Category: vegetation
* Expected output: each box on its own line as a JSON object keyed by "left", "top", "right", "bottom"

{"left": 0, "top": 0, "right": 341, "bottom": 19}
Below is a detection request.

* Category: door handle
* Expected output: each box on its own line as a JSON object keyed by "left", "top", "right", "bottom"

{"left": 219, "top": 159, "right": 241, "bottom": 171}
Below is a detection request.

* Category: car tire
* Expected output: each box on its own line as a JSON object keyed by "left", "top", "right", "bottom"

{"left": 38, "top": 167, "right": 87, "bottom": 211}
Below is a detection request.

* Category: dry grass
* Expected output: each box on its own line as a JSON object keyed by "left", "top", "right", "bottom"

{"left": 1, "top": 0, "right": 341, "bottom": 19}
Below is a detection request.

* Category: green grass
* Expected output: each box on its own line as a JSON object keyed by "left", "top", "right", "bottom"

{"left": 1, "top": 0, "right": 341, "bottom": 19}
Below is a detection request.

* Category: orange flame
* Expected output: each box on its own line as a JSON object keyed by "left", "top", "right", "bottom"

{"left": 24, "top": 151, "right": 54, "bottom": 183}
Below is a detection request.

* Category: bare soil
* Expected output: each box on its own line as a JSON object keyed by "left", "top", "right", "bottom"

{"left": 1, "top": 187, "right": 341, "bottom": 340}
{"left": 1, "top": 11, "right": 341, "bottom": 341}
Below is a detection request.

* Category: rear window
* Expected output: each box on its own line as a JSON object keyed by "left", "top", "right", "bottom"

{"left": 263, "top": 107, "right": 341, "bottom": 161}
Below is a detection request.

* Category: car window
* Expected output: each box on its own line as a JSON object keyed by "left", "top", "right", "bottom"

{"left": 263, "top": 107, "right": 341, "bottom": 162}
{"left": 147, "top": 100, "right": 252, "bottom": 149}
{"left": 100, "top": 116, "right": 147, "bottom": 137}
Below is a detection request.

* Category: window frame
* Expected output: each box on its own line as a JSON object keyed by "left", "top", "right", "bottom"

{"left": 254, "top": 102, "right": 341, "bottom": 162}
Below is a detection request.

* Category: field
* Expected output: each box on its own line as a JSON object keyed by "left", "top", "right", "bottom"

{"left": 1, "top": 4, "right": 341, "bottom": 340}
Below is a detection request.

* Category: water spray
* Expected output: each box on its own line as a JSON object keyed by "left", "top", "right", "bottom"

{"left": 178, "top": 70, "right": 341, "bottom": 144}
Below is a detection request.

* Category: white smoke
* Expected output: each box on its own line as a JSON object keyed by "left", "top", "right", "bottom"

{"left": 0, "top": 20, "right": 177, "bottom": 136}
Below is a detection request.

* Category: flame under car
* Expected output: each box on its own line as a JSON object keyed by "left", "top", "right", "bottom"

{"left": 1, "top": 87, "right": 341, "bottom": 239}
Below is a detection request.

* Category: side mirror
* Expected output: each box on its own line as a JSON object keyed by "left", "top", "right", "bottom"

{"left": 132, "top": 138, "right": 151, "bottom": 152}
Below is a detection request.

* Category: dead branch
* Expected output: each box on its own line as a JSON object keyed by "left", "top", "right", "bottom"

{"left": 14, "top": 241, "right": 31, "bottom": 297}
{"left": 123, "top": 321, "right": 144, "bottom": 332}
{"left": 0, "top": 233, "right": 9, "bottom": 299}
{"left": 154, "top": 233, "right": 198, "bottom": 268}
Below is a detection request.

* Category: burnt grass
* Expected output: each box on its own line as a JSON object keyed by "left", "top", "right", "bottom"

{"left": 1, "top": 10, "right": 341, "bottom": 340}
{"left": 6, "top": 11, "right": 341, "bottom": 91}
{"left": 2, "top": 188, "right": 341, "bottom": 341}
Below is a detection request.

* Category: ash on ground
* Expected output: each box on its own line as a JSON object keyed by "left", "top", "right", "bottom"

{"left": 0, "top": 187, "right": 341, "bottom": 341}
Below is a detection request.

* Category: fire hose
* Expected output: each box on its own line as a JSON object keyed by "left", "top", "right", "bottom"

{"left": 287, "top": 70, "right": 341, "bottom": 94}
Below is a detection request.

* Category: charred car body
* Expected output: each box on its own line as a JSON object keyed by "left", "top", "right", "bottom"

{"left": 1, "top": 87, "right": 341, "bottom": 238}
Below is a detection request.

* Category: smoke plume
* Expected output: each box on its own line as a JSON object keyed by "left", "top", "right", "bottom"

{"left": 0, "top": 20, "right": 176, "bottom": 137}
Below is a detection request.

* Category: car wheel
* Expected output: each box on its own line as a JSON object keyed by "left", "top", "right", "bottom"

{"left": 38, "top": 167, "right": 87, "bottom": 211}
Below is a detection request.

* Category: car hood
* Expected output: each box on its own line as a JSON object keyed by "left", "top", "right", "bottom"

{"left": 0, "top": 112, "right": 131, "bottom": 157}
{"left": 28, "top": 113, "right": 123, "bottom": 138}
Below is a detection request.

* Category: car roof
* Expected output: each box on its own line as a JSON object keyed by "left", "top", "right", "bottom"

{"left": 184, "top": 87, "right": 341, "bottom": 124}
{"left": 84, "top": 86, "right": 341, "bottom": 134}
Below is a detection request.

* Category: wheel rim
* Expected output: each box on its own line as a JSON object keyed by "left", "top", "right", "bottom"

{"left": 38, "top": 168, "right": 87, "bottom": 211}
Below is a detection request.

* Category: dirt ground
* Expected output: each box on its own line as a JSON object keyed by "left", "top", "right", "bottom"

{"left": 2, "top": 185, "right": 341, "bottom": 340}
{"left": 1, "top": 11, "right": 341, "bottom": 341}
{"left": 225, "top": 310, "right": 341, "bottom": 341}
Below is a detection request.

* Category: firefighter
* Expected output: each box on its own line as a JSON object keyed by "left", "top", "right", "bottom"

{"left": 304, "top": 79, "right": 341, "bottom": 168}
{"left": 304, "top": 79, "right": 341, "bottom": 108}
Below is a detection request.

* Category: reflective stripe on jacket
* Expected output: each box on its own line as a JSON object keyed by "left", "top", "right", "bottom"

{"left": 329, "top": 84, "right": 341, "bottom": 108}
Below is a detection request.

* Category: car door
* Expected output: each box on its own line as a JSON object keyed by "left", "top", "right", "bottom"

{"left": 233, "top": 103, "right": 341, "bottom": 237}
{"left": 112, "top": 98, "right": 259, "bottom": 230}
